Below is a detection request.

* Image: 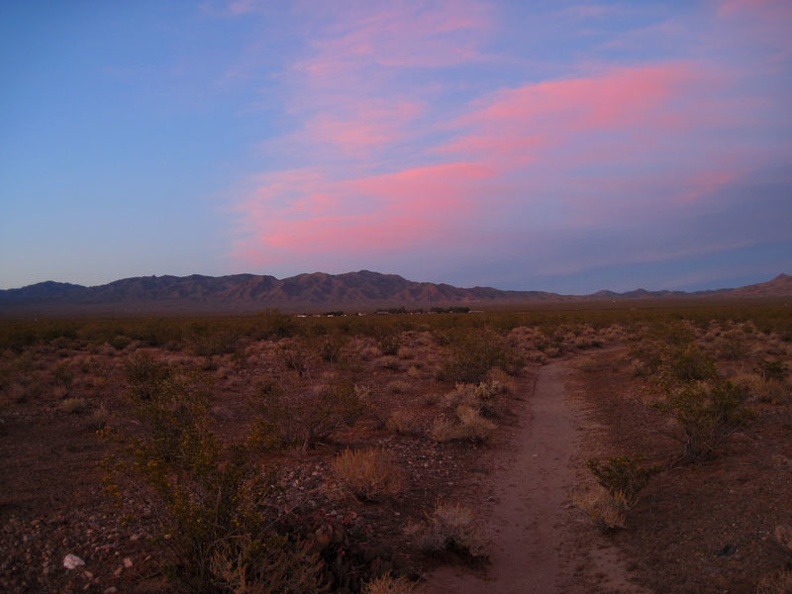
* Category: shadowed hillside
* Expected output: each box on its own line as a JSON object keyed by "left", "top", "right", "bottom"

{"left": 1, "top": 271, "right": 790, "bottom": 314}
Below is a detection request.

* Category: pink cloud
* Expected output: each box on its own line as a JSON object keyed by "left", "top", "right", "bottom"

{"left": 233, "top": 161, "right": 494, "bottom": 266}
{"left": 716, "top": 0, "right": 792, "bottom": 62}
{"left": 435, "top": 62, "right": 702, "bottom": 172}
{"left": 294, "top": 0, "right": 492, "bottom": 85}
{"left": 289, "top": 99, "right": 424, "bottom": 157}
{"left": 717, "top": 0, "right": 791, "bottom": 18}
{"left": 469, "top": 63, "right": 695, "bottom": 130}
{"left": 230, "top": 3, "right": 788, "bottom": 276}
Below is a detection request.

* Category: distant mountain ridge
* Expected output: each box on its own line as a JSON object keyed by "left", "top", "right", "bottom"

{"left": 1, "top": 271, "right": 790, "bottom": 314}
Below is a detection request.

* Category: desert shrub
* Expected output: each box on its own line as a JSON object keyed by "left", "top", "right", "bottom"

{"left": 331, "top": 448, "right": 405, "bottom": 501}
{"left": 299, "top": 514, "right": 405, "bottom": 593}
{"left": 189, "top": 328, "right": 242, "bottom": 357}
{"left": 124, "top": 352, "right": 171, "bottom": 400}
{"left": 59, "top": 397, "right": 87, "bottom": 414}
{"left": 714, "top": 330, "right": 748, "bottom": 360}
{"left": 756, "top": 359, "right": 789, "bottom": 383}
{"left": 627, "top": 340, "right": 666, "bottom": 377}
{"left": 665, "top": 344, "right": 718, "bottom": 384}
{"left": 731, "top": 372, "right": 788, "bottom": 404}
{"left": 209, "top": 534, "right": 327, "bottom": 594}
{"left": 377, "top": 332, "right": 402, "bottom": 357}
{"left": 585, "top": 455, "right": 661, "bottom": 507}
{"left": 319, "top": 333, "right": 348, "bottom": 364}
{"left": 406, "top": 502, "right": 488, "bottom": 563}
{"left": 276, "top": 339, "right": 314, "bottom": 377}
{"left": 576, "top": 487, "right": 629, "bottom": 533}
{"left": 385, "top": 410, "right": 420, "bottom": 435}
{"left": 88, "top": 404, "right": 108, "bottom": 431}
{"left": 363, "top": 573, "right": 416, "bottom": 594}
{"left": 438, "top": 327, "right": 522, "bottom": 384}
{"left": 106, "top": 368, "right": 311, "bottom": 592}
{"left": 443, "top": 380, "right": 506, "bottom": 417}
{"left": 386, "top": 380, "right": 410, "bottom": 395}
{"left": 250, "top": 379, "right": 366, "bottom": 450}
{"left": 658, "top": 379, "right": 752, "bottom": 461}
{"left": 108, "top": 334, "right": 133, "bottom": 351}
{"left": 430, "top": 404, "right": 496, "bottom": 444}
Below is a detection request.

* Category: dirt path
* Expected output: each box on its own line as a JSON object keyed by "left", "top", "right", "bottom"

{"left": 423, "top": 360, "right": 645, "bottom": 594}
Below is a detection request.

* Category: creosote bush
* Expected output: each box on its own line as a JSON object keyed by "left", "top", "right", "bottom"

{"left": 124, "top": 352, "right": 171, "bottom": 400}
{"left": 249, "top": 379, "right": 366, "bottom": 450}
{"left": 437, "top": 327, "right": 522, "bottom": 384}
{"left": 106, "top": 368, "right": 321, "bottom": 593}
{"left": 658, "top": 379, "right": 752, "bottom": 461}
{"left": 585, "top": 455, "right": 661, "bottom": 507}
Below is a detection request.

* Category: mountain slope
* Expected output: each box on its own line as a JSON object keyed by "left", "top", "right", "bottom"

{"left": 0, "top": 271, "right": 789, "bottom": 314}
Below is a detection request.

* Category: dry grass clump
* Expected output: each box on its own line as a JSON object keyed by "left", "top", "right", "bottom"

{"left": 406, "top": 502, "right": 488, "bottom": 562}
{"left": 575, "top": 487, "right": 629, "bottom": 533}
{"left": 209, "top": 534, "right": 326, "bottom": 594}
{"left": 331, "top": 448, "right": 406, "bottom": 501}
{"left": 59, "top": 397, "right": 87, "bottom": 414}
{"left": 386, "top": 380, "right": 410, "bottom": 394}
{"left": 363, "top": 572, "right": 418, "bottom": 594}
{"left": 731, "top": 371, "right": 789, "bottom": 404}
{"left": 385, "top": 410, "right": 420, "bottom": 435}
{"left": 430, "top": 404, "right": 496, "bottom": 444}
{"left": 444, "top": 380, "right": 506, "bottom": 415}
{"left": 431, "top": 380, "right": 504, "bottom": 443}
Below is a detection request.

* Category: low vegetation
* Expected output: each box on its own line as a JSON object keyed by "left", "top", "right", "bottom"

{"left": 0, "top": 302, "right": 789, "bottom": 592}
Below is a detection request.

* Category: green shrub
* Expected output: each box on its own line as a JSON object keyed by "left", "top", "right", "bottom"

{"left": 250, "top": 379, "right": 365, "bottom": 450}
{"left": 107, "top": 367, "right": 329, "bottom": 593}
{"left": 665, "top": 344, "right": 718, "bottom": 384}
{"left": 658, "top": 380, "right": 752, "bottom": 461}
{"left": 756, "top": 359, "right": 789, "bottom": 383}
{"left": 585, "top": 455, "right": 661, "bottom": 507}
{"left": 124, "top": 352, "right": 171, "bottom": 400}
{"left": 439, "top": 327, "right": 522, "bottom": 384}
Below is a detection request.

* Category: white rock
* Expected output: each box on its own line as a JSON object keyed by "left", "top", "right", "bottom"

{"left": 63, "top": 554, "right": 85, "bottom": 570}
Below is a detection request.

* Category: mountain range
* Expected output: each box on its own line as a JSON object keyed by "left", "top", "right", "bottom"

{"left": 1, "top": 271, "right": 790, "bottom": 314}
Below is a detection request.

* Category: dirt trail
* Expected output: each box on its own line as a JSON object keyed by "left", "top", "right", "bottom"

{"left": 423, "top": 360, "right": 644, "bottom": 594}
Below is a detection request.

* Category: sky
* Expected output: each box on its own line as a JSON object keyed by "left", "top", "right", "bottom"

{"left": 1, "top": 0, "right": 790, "bottom": 294}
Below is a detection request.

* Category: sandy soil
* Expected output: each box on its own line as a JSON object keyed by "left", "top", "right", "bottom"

{"left": 423, "top": 360, "right": 647, "bottom": 594}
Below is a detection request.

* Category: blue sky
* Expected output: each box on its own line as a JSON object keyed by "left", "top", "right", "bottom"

{"left": 1, "top": 0, "right": 790, "bottom": 294}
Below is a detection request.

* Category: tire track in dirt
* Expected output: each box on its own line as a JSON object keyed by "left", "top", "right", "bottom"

{"left": 423, "top": 359, "right": 645, "bottom": 594}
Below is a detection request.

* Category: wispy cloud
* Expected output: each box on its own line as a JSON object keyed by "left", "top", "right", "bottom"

{"left": 227, "top": 0, "right": 791, "bottom": 288}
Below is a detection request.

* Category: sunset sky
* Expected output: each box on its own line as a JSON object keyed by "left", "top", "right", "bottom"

{"left": 2, "top": 1, "right": 790, "bottom": 294}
